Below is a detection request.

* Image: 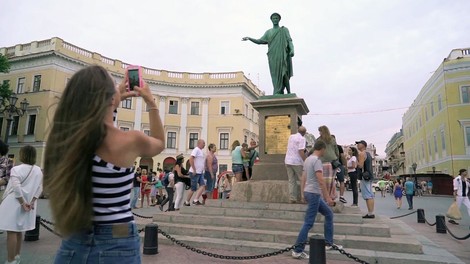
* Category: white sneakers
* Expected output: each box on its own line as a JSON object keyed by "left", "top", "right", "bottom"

{"left": 292, "top": 251, "right": 309, "bottom": 259}
{"left": 292, "top": 244, "right": 344, "bottom": 259}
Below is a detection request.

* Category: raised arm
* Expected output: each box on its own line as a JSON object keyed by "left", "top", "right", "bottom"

{"left": 242, "top": 37, "right": 268, "bottom": 45}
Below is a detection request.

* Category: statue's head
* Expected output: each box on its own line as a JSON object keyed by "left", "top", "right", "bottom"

{"left": 270, "top": 13, "right": 281, "bottom": 21}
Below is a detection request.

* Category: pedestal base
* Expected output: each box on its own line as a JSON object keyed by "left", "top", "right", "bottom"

{"left": 230, "top": 180, "right": 289, "bottom": 203}
{"left": 251, "top": 163, "right": 287, "bottom": 181}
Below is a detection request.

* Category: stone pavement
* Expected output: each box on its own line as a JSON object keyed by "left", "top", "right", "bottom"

{"left": 0, "top": 190, "right": 469, "bottom": 263}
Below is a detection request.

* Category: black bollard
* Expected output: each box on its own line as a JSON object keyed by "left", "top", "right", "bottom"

{"left": 24, "top": 215, "right": 41, "bottom": 241}
{"left": 436, "top": 215, "right": 446, "bottom": 234}
{"left": 309, "top": 235, "right": 326, "bottom": 264}
{"left": 417, "top": 209, "right": 425, "bottom": 223}
{"left": 143, "top": 223, "right": 158, "bottom": 255}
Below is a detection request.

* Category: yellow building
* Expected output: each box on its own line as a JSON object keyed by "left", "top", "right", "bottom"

{"left": 402, "top": 47, "right": 470, "bottom": 176}
{"left": 0, "top": 37, "right": 263, "bottom": 172}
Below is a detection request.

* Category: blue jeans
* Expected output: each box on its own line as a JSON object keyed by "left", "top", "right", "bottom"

{"left": 294, "top": 192, "right": 334, "bottom": 253}
{"left": 130, "top": 187, "right": 140, "bottom": 209}
{"left": 189, "top": 172, "right": 205, "bottom": 191}
{"left": 204, "top": 171, "right": 215, "bottom": 193}
{"left": 54, "top": 222, "right": 140, "bottom": 264}
{"left": 406, "top": 194, "right": 413, "bottom": 209}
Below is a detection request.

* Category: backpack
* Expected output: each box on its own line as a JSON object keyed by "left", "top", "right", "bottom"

{"left": 163, "top": 172, "right": 174, "bottom": 187}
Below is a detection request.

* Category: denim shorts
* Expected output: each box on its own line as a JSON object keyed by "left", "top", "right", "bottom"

{"left": 336, "top": 166, "right": 345, "bottom": 182}
{"left": 54, "top": 222, "right": 140, "bottom": 264}
{"left": 204, "top": 171, "right": 215, "bottom": 192}
{"left": 189, "top": 172, "right": 205, "bottom": 191}
{"left": 232, "top": 164, "right": 244, "bottom": 174}
{"left": 360, "top": 180, "right": 374, "bottom": 200}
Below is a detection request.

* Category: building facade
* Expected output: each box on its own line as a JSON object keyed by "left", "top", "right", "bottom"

{"left": 402, "top": 48, "right": 470, "bottom": 177}
{"left": 0, "top": 37, "right": 263, "bottom": 172}
{"left": 385, "top": 129, "right": 406, "bottom": 176}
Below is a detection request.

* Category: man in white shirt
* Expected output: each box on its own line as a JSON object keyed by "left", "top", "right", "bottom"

{"left": 184, "top": 139, "right": 206, "bottom": 206}
{"left": 285, "top": 126, "right": 307, "bottom": 203}
{"left": 449, "top": 169, "right": 470, "bottom": 225}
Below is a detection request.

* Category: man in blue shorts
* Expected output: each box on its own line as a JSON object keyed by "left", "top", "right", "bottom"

{"left": 184, "top": 139, "right": 206, "bottom": 206}
{"left": 356, "top": 140, "right": 375, "bottom": 219}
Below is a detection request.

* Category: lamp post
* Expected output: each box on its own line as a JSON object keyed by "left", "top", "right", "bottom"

{"left": 412, "top": 162, "right": 417, "bottom": 185}
{"left": 0, "top": 93, "right": 29, "bottom": 145}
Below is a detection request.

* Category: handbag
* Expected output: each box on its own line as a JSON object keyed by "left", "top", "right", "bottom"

{"left": 2, "top": 165, "right": 34, "bottom": 202}
{"left": 362, "top": 171, "right": 372, "bottom": 181}
{"left": 331, "top": 160, "right": 341, "bottom": 169}
{"left": 446, "top": 201, "right": 462, "bottom": 220}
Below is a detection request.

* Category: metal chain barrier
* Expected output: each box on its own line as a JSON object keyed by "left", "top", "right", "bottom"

{"left": 132, "top": 212, "right": 154, "bottom": 219}
{"left": 39, "top": 218, "right": 62, "bottom": 238}
{"left": 332, "top": 245, "right": 370, "bottom": 264}
{"left": 437, "top": 217, "right": 470, "bottom": 240}
{"left": 390, "top": 210, "right": 417, "bottom": 219}
{"left": 157, "top": 227, "right": 300, "bottom": 260}
{"left": 424, "top": 216, "right": 436, "bottom": 226}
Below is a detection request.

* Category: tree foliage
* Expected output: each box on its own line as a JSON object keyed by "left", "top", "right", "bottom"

{"left": 0, "top": 54, "right": 12, "bottom": 103}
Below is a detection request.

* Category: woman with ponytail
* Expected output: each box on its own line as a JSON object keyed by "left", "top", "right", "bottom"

{"left": 44, "top": 65, "right": 165, "bottom": 263}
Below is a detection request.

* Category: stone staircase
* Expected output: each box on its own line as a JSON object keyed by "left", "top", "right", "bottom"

{"left": 152, "top": 200, "right": 463, "bottom": 264}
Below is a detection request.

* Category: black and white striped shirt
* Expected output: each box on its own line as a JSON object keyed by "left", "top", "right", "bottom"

{"left": 92, "top": 155, "right": 135, "bottom": 225}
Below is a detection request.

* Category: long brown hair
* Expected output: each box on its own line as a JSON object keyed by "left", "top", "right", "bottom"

{"left": 318, "top": 125, "right": 332, "bottom": 143}
{"left": 44, "top": 65, "right": 115, "bottom": 236}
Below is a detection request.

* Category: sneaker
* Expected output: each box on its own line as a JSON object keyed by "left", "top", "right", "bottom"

{"left": 362, "top": 214, "right": 375, "bottom": 219}
{"left": 192, "top": 200, "right": 202, "bottom": 205}
{"left": 291, "top": 251, "right": 309, "bottom": 259}
{"left": 339, "top": 197, "right": 347, "bottom": 203}
{"left": 448, "top": 219, "right": 459, "bottom": 225}
{"left": 159, "top": 205, "right": 164, "bottom": 211}
{"left": 350, "top": 204, "right": 358, "bottom": 207}
{"left": 183, "top": 201, "right": 191, "bottom": 207}
{"left": 326, "top": 244, "right": 343, "bottom": 251}
{"left": 15, "top": 255, "right": 20, "bottom": 264}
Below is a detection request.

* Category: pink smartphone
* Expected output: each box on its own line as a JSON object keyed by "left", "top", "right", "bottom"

{"left": 126, "top": 65, "right": 143, "bottom": 91}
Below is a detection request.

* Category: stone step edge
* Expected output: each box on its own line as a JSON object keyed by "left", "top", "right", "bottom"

{"left": 153, "top": 213, "right": 390, "bottom": 230}
{"left": 152, "top": 234, "right": 462, "bottom": 264}
{"left": 156, "top": 222, "right": 420, "bottom": 246}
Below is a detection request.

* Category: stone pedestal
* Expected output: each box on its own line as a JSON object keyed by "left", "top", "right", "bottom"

{"left": 231, "top": 94, "right": 309, "bottom": 203}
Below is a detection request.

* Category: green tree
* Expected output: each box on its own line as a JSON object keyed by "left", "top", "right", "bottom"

{"left": 0, "top": 54, "right": 12, "bottom": 104}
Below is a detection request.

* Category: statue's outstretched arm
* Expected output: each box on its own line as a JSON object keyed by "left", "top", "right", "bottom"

{"left": 242, "top": 37, "right": 267, "bottom": 45}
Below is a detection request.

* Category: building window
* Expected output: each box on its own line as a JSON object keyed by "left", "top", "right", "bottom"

{"left": 143, "top": 130, "right": 150, "bottom": 136}
{"left": 33, "top": 75, "right": 41, "bottom": 92}
{"left": 244, "top": 135, "right": 248, "bottom": 144}
{"left": 219, "top": 164, "right": 228, "bottom": 173}
{"left": 220, "top": 101, "right": 229, "bottom": 115}
{"left": 430, "top": 102, "right": 434, "bottom": 116}
{"left": 219, "top": 133, "right": 229, "bottom": 150}
{"left": 440, "top": 130, "right": 446, "bottom": 150}
{"left": 17, "top": 77, "right": 25, "bottom": 94}
{"left": 421, "top": 143, "right": 425, "bottom": 161}
{"left": 419, "top": 117, "right": 422, "bottom": 127}
{"left": 466, "top": 126, "right": 470, "bottom": 147}
{"left": 433, "top": 134, "right": 438, "bottom": 153}
{"left": 245, "top": 104, "right": 249, "bottom": 117}
{"left": 122, "top": 98, "right": 132, "bottom": 109}
{"left": 27, "top": 114, "right": 36, "bottom": 135}
{"left": 167, "top": 132, "right": 176, "bottom": 149}
{"left": 169, "top": 100, "right": 178, "bottom": 114}
{"left": 120, "top": 127, "right": 130, "bottom": 131}
{"left": 189, "top": 133, "right": 198, "bottom": 149}
{"left": 10, "top": 116, "right": 19, "bottom": 136}
{"left": 427, "top": 139, "right": 431, "bottom": 156}
{"left": 251, "top": 109, "right": 255, "bottom": 121}
{"left": 438, "top": 94, "right": 442, "bottom": 111}
{"left": 461, "top": 86, "right": 470, "bottom": 103}
{"left": 425, "top": 107, "right": 428, "bottom": 121}
{"left": 190, "top": 102, "right": 200, "bottom": 115}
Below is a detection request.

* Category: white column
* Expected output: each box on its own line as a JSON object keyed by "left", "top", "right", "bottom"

{"left": 159, "top": 96, "right": 166, "bottom": 125}
{"left": 201, "top": 98, "right": 210, "bottom": 141}
{"left": 134, "top": 97, "right": 143, "bottom": 131}
{"left": 178, "top": 97, "right": 189, "bottom": 152}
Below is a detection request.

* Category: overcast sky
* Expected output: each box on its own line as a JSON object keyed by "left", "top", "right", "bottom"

{"left": 1, "top": 0, "right": 469, "bottom": 156}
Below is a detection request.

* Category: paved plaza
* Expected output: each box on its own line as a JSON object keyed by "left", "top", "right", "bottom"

{"left": 0, "top": 190, "right": 469, "bottom": 263}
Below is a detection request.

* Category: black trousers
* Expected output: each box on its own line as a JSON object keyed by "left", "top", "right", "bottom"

{"left": 161, "top": 186, "right": 175, "bottom": 211}
{"left": 348, "top": 171, "right": 358, "bottom": 205}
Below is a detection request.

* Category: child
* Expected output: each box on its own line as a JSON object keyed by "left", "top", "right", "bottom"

{"left": 241, "top": 143, "right": 251, "bottom": 181}
{"left": 222, "top": 173, "right": 233, "bottom": 199}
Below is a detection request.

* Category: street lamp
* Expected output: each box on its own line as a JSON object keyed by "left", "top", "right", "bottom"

{"left": 0, "top": 93, "right": 29, "bottom": 145}
{"left": 412, "top": 162, "right": 418, "bottom": 185}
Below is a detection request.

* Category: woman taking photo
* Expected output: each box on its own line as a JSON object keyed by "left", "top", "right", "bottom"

{"left": 44, "top": 65, "right": 165, "bottom": 264}
{"left": 0, "top": 146, "right": 42, "bottom": 264}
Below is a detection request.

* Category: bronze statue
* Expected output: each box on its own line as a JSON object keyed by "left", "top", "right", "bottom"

{"left": 243, "top": 13, "right": 294, "bottom": 95}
